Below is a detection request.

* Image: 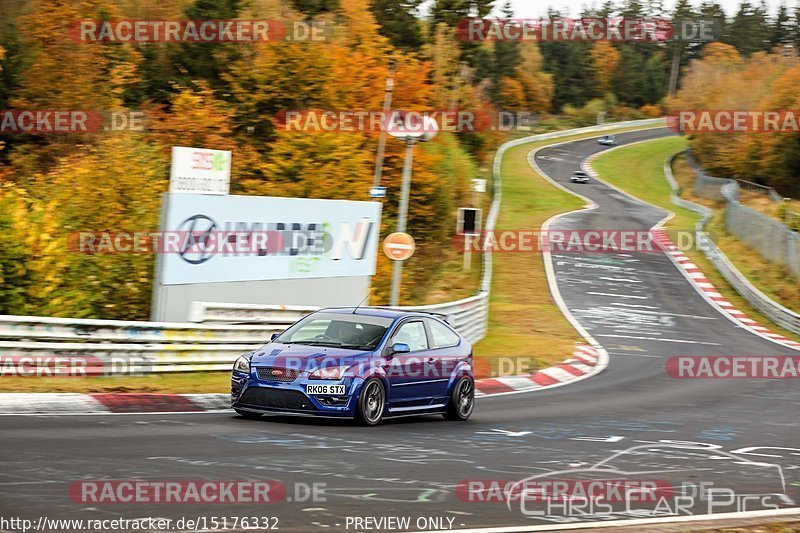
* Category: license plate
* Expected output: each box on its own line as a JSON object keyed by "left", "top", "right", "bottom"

{"left": 306, "top": 384, "right": 346, "bottom": 395}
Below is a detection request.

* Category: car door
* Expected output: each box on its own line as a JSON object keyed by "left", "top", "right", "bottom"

{"left": 383, "top": 320, "right": 434, "bottom": 407}
{"left": 423, "top": 318, "right": 464, "bottom": 399}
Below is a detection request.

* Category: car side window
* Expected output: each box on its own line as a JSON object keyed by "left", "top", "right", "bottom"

{"left": 393, "top": 321, "right": 428, "bottom": 352}
{"left": 427, "top": 319, "right": 460, "bottom": 348}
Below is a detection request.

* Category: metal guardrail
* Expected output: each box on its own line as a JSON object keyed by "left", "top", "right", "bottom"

{"left": 0, "top": 315, "right": 282, "bottom": 372}
{"left": 664, "top": 151, "right": 800, "bottom": 336}
{"left": 189, "top": 295, "right": 489, "bottom": 345}
{"left": 0, "top": 119, "right": 663, "bottom": 374}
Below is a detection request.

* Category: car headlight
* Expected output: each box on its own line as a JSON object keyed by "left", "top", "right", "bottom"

{"left": 309, "top": 366, "right": 348, "bottom": 380}
{"left": 233, "top": 355, "right": 250, "bottom": 373}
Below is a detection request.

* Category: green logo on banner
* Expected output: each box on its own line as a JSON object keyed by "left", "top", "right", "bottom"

{"left": 212, "top": 152, "right": 227, "bottom": 172}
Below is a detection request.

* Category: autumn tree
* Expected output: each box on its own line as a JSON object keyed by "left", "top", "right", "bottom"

{"left": 590, "top": 41, "right": 620, "bottom": 95}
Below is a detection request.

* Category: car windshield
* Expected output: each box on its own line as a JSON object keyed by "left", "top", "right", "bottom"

{"left": 274, "top": 312, "right": 393, "bottom": 350}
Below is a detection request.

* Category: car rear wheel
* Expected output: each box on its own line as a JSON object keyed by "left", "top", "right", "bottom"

{"left": 444, "top": 377, "right": 474, "bottom": 421}
{"left": 235, "top": 408, "right": 262, "bottom": 420}
{"left": 356, "top": 378, "right": 385, "bottom": 426}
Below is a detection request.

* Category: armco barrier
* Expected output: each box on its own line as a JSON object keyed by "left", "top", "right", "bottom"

{"left": 664, "top": 151, "right": 800, "bottom": 336}
{"left": 0, "top": 315, "right": 282, "bottom": 372}
{"left": 0, "top": 119, "right": 663, "bottom": 374}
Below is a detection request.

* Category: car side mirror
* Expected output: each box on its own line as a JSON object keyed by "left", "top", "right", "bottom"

{"left": 271, "top": 333, "right": 281, "bottom": 341}
{"left": 391, "top": 343, "right": 410, "bottom": 354}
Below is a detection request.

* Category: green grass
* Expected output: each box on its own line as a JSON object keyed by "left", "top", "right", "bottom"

{"left": 592, "top": 138, "right": 800, "bottom": 344}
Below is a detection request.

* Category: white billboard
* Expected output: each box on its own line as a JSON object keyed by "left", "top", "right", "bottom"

{"left": 169, "top": 146, "right": 231, "bottom": 195}
{"left": 158, "top": 193, "right": 382, "bottom": 285}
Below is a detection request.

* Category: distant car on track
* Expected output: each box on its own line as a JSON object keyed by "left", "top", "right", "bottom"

{"left": 570, "top": 170, "right": 591, "bottom": 184}
{"left": 231, "top": 307, "right": 475, "bottom": 425}
{"left": 598, "top": 134, "right": 616, "bottom": 146}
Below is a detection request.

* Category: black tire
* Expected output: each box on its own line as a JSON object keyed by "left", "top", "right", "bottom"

{"left": 355, "top": 378, "right": 386, "bottom": 426}
{"left": 444, "top": 377, "right": 475, "bottom": 421}
{"left": 235, "top": 409, "right": 262, "bottom": 420}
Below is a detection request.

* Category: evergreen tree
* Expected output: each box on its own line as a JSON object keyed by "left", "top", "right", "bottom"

{"left": 771, "top": 4, "right": 793, "bottom": 48}
{"left": 724, "top": 1, "right": 771, "bottom": 55}
{"left": 371, "top": 0, "right": 424, "bottom": 51}
{"left": 290, "top": 0, "right": 339, "bottom": 17}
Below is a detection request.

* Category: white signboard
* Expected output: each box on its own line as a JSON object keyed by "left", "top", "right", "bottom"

{"left": 472, "top": 178, "right": 487, "bottom": 193}
{"left": 169, "top": 146, "right": 231, "bottom": 195}
{"left": 159, "top": 194, "right": 382, "bottom": 285}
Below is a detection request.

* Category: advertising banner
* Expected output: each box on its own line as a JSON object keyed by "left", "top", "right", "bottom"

{"left": 169, "top": 146, "right": 231, "bottom": 195}
{"left": 159, "top": 194, "right": 382, "bottom": 285}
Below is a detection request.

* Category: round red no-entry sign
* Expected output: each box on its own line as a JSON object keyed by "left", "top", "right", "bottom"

{"left": 383, "top": 232, "right": 415, "bottom": 261}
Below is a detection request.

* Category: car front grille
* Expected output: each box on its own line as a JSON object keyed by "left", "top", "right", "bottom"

{"left": 237, "top": 388, "right": 315, "bottom": 411}
{"left": 256, "top": 367, "right": 299, "bottom": 382}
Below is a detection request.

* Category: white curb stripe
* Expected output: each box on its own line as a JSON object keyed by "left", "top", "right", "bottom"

{"left": 494, "top": 375, "right": 540, "bottom": 388}
{"left": 538, "top": 366, "right": 579, "bottom": 382}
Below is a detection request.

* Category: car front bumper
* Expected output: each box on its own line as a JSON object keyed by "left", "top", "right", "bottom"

{"left": 231, "top": 369, "right": 361, "bottom": 418}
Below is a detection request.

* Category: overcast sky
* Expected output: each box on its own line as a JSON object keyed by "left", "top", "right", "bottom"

{"left": 500, "top": 0, "right": 796, "bottom": 18}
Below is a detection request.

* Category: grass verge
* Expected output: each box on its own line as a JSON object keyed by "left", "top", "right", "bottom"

{"left": 591, "top": 138, "right": 800, "bottom": 344}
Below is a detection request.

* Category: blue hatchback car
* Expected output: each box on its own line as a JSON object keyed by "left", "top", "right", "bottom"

{"left": 231, "top": 307, "right": 475, "bottom": 425}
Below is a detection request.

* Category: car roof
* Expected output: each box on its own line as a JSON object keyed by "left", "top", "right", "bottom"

{"left": 318, "top": 306, "right": 433, "bottom": 320}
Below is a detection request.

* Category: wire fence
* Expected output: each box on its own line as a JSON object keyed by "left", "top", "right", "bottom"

{"left": 665, "top": 153, "right": 800, "bottom": 336}
{"left": 686, "top": 153, "right": 800, "bottom": 277}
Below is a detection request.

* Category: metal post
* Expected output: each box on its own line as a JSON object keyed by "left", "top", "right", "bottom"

{"left": 390, "top": 139, "right": 415, "bottom": 306}
{"left": 668, "top": 47, "right": 681, "bottom": 98}
{"left": 373, "top": 60, "right": 396, "bottom": 189}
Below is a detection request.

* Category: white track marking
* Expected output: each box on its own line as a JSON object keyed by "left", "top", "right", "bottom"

{"left": 597, "top": 334, "right": 721, "bottom": 345}
{"left": 587, "top": 292, "right": 648, "bottom": 299}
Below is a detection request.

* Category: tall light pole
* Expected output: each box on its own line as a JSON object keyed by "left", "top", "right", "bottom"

{"left": 373, "top": 59, "right": 397, "bottom": 189}
{"left": 390, "top": 138, "right": 416, "bottom": 306}
{"left": 386, "top": 113, "right": 438, "bottom": 306}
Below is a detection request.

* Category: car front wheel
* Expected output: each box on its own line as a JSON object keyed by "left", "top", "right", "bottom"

{"left": 355, "top": 378, "right": 386, "bottom": 426}
{"left": 444, "top": 377, "right": 475, "bottom": 421}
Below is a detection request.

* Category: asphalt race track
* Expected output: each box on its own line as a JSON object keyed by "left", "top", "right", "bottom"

{"left": 3, "top": 128, "right": 800, "bottom": 532}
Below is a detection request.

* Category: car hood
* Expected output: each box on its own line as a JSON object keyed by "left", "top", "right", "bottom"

{"left": 249, "top": 343, "right": 373, "bottom": 369}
